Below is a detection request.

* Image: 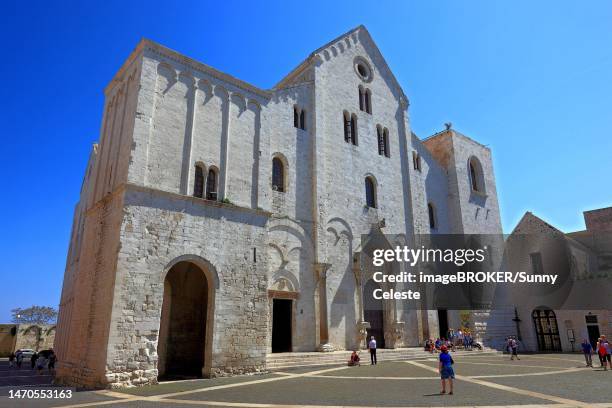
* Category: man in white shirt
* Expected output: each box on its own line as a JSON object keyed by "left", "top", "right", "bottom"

{"left": 368, "top": 336, "right": 377, "bottom": 365}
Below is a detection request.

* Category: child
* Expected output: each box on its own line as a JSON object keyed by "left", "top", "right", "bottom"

{"left": 439, "top": 345, "right": 454, "bottom": 395}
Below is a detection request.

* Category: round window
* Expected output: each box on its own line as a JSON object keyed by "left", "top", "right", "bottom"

{"left": 353, "top": 57, "right": 373, "bottom": 82}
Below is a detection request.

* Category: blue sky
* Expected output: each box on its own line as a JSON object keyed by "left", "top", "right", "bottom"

{"left": 1, "top": 0, "right": 611, "bottom": 322}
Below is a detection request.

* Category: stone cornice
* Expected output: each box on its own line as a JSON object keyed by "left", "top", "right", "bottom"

{"left": 105, "top": 38, "right": 273, "bottom": 101}
{"left": 85, "top": 182, "right": 272, "bottom": 218}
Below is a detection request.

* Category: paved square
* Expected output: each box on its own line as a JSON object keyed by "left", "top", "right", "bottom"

{"left": 1, "top": 353, "right": 612, "bottom": 407}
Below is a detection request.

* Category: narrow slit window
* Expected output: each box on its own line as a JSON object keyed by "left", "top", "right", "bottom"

{"left": 428, "top": 203, "right": 436, "bottom": 229}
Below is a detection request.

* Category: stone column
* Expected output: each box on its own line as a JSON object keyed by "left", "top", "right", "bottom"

{"left": 314, "top": 263, "right": 332, "bottom": 351}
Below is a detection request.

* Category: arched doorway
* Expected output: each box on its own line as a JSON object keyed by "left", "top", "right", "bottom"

{"left": 364, "top": 280, "right": 385, "bottom": 348}
{"left": 158, "top": 261, "right": 211, "bottom": 379}
{"left": 532, "top": 309, "right": 561, "bottom": 352}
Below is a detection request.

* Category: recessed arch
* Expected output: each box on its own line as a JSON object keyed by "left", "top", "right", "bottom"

{"left": 272, "top": 153, "right": 288, "bottom": 193}
{"left": 158, "top": 255, "right": 218, "bottom": 380}
{"left": 365, "top": 175, "right": 377, "bottom": 208}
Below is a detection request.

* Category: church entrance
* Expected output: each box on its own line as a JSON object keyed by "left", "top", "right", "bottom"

{"left": 438, "top": 309, "right": 449, "bottom": 339}
{"left": 158, "top": 261, "right": 209, "bottom": 380}
{"left": 364, "top": 280, "right": 385, "bottom": 348}
{"left": 271, "top": 299, "right": 292, "bottom": 352}
{"left": 532, "top": 309, "right": 561, "bottom": 352}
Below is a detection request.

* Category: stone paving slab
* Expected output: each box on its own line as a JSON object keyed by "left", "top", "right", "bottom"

{"left": 171, "top": 376, "right": 549, "bottom": 406}
{"left": 315, "top": 361, "right": 437, "bottom": 378}
{"left": 118, "top": 373, "right": 283, "bottom": 397}
{"left": 486, "top": 367, "right": 612, "bottom": 404}
{"left": 417, "top": 360, "right": 576, "bottom": 377}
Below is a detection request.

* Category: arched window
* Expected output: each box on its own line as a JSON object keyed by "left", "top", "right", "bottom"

{"left": 378, "top": 126, "right": 389, "bottom": 157}
{"left": 206, "top": 168, "right": 217, "bottom": 200}
{"left": 343, "top": 111, "right": 351, "bottom": 143}
{"left": 428, "top": 202, "right": 436, "bottom": 229}
{"left": 350, "top": 114, "right": 358, "bottom": 145}
{"left": 194, "top": 164, "right": 204, "bottom": 198}
{"left": 365, "top": 89, "right": 372, "bottom": 114}
{"left": 294, "top": 106, "right": 299, "bottom": 128}
{"left": 468, "top": 157, "right": 485, "bottom": 193}
{"left": 358, "top": 86, "right": 364, "bottom": 111}
{"left": 365, "top": 177, "right": 376, "bottom": 208}
{"left": 272, "top": 157, "right": 284, "bottom": 192}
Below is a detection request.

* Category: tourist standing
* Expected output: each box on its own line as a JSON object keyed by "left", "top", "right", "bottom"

{"left": 581, "top": 339, "right": 593, "bottom": 367}
{"left": 596, "top": 337, "right": 608, "bottom": 370}
{"left": 439, "top": 345, "right": 454, "bottom": 395}
{"left": 368, "top": 336, "right": 377, "bottom": 365}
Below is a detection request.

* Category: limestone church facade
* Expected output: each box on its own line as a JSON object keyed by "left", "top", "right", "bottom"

{"left": 54, "top": 26, "right": 503, "bottom": 388}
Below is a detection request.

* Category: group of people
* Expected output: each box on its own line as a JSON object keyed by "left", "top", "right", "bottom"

{"left": 8, "top": 349, "right": 57, "bottom": 375}
{"left": 346, "top": 336, "right": 379, "bottom": 366}
{"left": 582, "top": 336, "right": 612, "bottom": 370}
{"left": 348, "top": 335, "right": 455, "bottom": 395}
{"left": 424, "top": 328, "right": 476, "bottom": 353}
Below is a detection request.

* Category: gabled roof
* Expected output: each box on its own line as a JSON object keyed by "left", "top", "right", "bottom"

{"left": 274, "top": 25, "right": 409, "bottom": 104}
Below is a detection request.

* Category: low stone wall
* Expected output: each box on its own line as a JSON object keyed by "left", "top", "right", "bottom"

{"left": 0, "top": 324, "right": 56, "bottom": 356}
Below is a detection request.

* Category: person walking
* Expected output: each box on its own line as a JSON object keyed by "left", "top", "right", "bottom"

{"left": 368, "top": 336, "right": 377, "bottom": 365}
{"left": 581, "top": 338, "right": 593, "bottom": 367}
{"left": 16, "top": 350, "right": 23, "bottom": 369}
{"left": 8, "top": 352, "right": 16, "bottom": 369}
{"left": 439, "top": 345, "right": 454, "bottom": 395}
{"left": 596, "top": 337, "right": 608, "bottom": 370}
{"left": 601, "top": 336, "right": 611, "bottom": 370}
{"left": 48, "top": 350, "right": 57, "bottom": 375}
{"left": 36, "top": 354, "right": 47, "bottom": 375}
{"left": 510, "top": 337, "right": 520, "bottom": 360}
{"left": 30, "top": 351, "right": 38, "bottom": 370}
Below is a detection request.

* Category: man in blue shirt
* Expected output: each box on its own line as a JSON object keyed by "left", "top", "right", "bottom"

{"left": 439, "top": 345, "right": 454, "bottom": 395}
{"left": 581, "top": 338, "right": 593, "bottom": 367}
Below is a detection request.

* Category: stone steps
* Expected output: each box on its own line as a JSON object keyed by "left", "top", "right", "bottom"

{"left": 266, "top": 347, "right": 501, "bottom": 370}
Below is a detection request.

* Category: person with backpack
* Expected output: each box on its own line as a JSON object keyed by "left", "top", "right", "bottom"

{"left": 439, "top": 345, "right": 454, "bottom": 395}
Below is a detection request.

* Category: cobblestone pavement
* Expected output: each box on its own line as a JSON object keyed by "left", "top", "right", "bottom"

{"left": 1, "top": 353, "right": 612, "bottom": 407}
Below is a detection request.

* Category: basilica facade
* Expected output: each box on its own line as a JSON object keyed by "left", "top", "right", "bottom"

{"left": 54, "top": 25, "right": 503, "bottom": 388}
